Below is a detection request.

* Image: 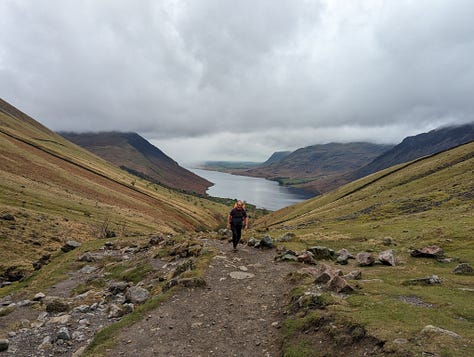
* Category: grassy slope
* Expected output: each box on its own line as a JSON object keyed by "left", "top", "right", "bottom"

{"left": 256, "top": 142, "right": 474, "bottom": 356}
{"left": 0, "top": 101, "right": 227, "bottom": 276}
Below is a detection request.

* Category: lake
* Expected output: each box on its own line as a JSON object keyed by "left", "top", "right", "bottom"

{"left": 190, "top": 168, "right": 315, "bottom": 211}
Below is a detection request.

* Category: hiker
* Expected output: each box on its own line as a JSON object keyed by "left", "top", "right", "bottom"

{"left": 227, "top": 200, "right": 248, "bottom": 251}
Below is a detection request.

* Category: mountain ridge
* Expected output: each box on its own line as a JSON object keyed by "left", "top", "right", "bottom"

{"left": 60, "top": 131, "right": 212, "bottom": 195}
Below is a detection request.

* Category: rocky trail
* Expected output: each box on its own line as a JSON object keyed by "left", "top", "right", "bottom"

{"left": 0, "top": 235, "right": 300, "bottom": 357}
{"left": 107, "top": 239, "right": 296, "bottom": 357}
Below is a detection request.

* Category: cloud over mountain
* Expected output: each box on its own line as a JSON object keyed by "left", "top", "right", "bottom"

{"left": 1, "top": 0, "right": 473, "bottom": 163}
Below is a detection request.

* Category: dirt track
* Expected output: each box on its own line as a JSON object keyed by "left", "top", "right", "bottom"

{"left": 107, "top": 239, "right": 296, "bottom": 357}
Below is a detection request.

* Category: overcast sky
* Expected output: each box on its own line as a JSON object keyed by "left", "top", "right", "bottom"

{"left": 1, "top": 0, "right": 473, "bottom": 164}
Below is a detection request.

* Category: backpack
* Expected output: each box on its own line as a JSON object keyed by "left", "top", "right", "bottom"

{"left": 230, "top": 208, "right": 246, "bottom": 226}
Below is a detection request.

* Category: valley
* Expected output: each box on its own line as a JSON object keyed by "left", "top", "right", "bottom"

{"left": 0, "top": 98, "right": 473, "bottom": 356}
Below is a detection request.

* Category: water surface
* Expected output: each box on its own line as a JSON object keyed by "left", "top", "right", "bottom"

{"left": 190, "top": 168, "right": 314, "bottom": 211}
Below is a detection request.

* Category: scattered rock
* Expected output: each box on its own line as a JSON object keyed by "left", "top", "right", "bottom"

{"left": 336, "top": 249, "right": 354, "bottom": 265}
{"left": 259, "top": 236, "right": 274, "bottom": 249}
{"left": 453, "top": 263, "right": 473, "bottom": 275}
{"left": 32, "top": 254, "right": 51, "bottom": 270}
{"left": 125, "top": 286, "right": 150, "bottom": 304}
{"left": 0, "top": 339, "right": 9, "bottom": 352}
{"left": 149, "top": 233, "right": 165, "bottom": 245}
{"left": 356, "top": 252, "right": 375, "bottom": 266}
{"left": 382, "top": 237, "right": 395, "bottom": 246}
{"left": 297, "top": 252, "right": 317, "bottom": 265}
{"left": 345, "top": 270, "right": 362, "bottom": 280}
{"left": 79, "top": 265, "right": 97, "bottom": 274}
{"left": 403, "top": 275, "right": 442, "bottom": 286}
{"left": 78, "top": 252, "right": 96, "bottom": 262}
{"left": 48, "top": 315, "right": 71, "bottom": 324}
{"left": 229, "top": 271, "right": 255, "bottom": 280}
{"left": 378, "top": 250, "right": 396, "bottom": 266}
{"left": 171, "top": 257, "right": 196, "bottom": 278}
{"left": 108, "top": 304, "right": 126, "bottom": 319}
{"left": 410, "top": 245, "right": 444, "bottom": 258}
{"left": 307, "top": 246, "right": 334, "bottom": 260}
{"left": 108, "top": 281, "right": 129, "bottom": 295}
{"left": 421, "top": 325, "right": 461, "bottom": 339}
{"left": 313, "top": 263, "right": 353, "bottom": 293}
{"left": 33, "top": 292, "right": 46, "bottom": 301}
{"left": 2, "top": 266, "right": 26, "bottom": 282}
{"left": 247, "top": 237, "right": 259, "bottom": 247}
{"left": 278, "top": 253, "right": 298, "bottom": 262}
{"left": 278, "top": 232, "right": 295, "bottom": 242}
{"left": 61, "top": 240, "right": 82, "bottom": 253}
{"left": 328, "top": 275, "right": 354, "bottom": 294}
{"left": 0, "top": 214, "right": 15, "bottom": 221}
{"left": 45, "top": 298, "right": 69, "bottom": 313}
{"left": 56, "top": 327, "right": 71, "bottom": 341}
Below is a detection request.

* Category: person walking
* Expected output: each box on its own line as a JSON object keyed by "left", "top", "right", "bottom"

{"left": 227, "top": 200, "right": 248, "bottom": 252}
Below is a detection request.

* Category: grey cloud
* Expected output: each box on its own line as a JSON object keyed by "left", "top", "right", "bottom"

{"left": 0, "top": 0, "right": 473, "bottom": 163}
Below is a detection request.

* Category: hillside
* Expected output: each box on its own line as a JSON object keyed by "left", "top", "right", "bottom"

{"left": 60, "top": 132, "right": 212, "bottom": 195}
{"left": 255, "top": 141, "right": 474, "bottom": 356}
{"left": 0, "top": 98, "right": 227, "bottom": 281}
{"left": 348, "top": 123, "right": 474, "bottom": 181}
{"left": 239, "top": 142, "right": 392, "bottom": 193}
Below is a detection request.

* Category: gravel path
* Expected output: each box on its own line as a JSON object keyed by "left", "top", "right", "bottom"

{"left": 108, "top": 239, "right": 296, "bottom": 357}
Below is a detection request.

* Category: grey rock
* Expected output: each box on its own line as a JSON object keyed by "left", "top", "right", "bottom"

{"left": 278, "top": 232, "right": 296, "bottom": 242}
{"left": 328, "top": 275, "right": 354, "bottom": 294}
{"left": 172, "top": 257, "right": 196, "bottom": 278}
{"left": 297, "top": 252, "right": 317, "bottom": 265}
{"left": 33, "top": 292, "right": 46, "bottom": 301}
{"left": 1, "top": 214, "right": 15, "bottom": 221}
{"left": 404, "top": 275, "right": 442, "bottom": 286}
{"left": 78, "top": 252, "right": 96, "bottom": 262}
{"left": 382, "top": 237, "right": 395, "bottom": 246}
{"left": 453, "top": 263, "right": 473, "bottom": 275}
{"left": 259, "top": 235, "right": 274, "bottom": 249}
{"left": 345, "top": 270, "right": 362, "bottom": 280}
{"left": 278, "top": 253, "right": 298, "bottom": 262}
{"left": 125, "top": 286, "right": 150, "bottom": 304}
{"left": 61, "top": 240, "right": 82, "bottom": 253}
{"left": 356, "top": 252, "right": 375, "bottom": 266}
{"left": 78, "top": 265, "right": 97, "bottom": 274}
{"left": 379, "top": 249, "right": 396, "bottom": 266}
{"left": 0, "top": 339, "right": 9, "bottom": 352}
{"left": 73, "top": 305, "right": 90, "bottom": 313}
{"left": 411, "top": 245, "right": 444, "bottom": 258}
{"left": 307, "top": 246, "right": 335, "bottom": 260}
{"left": 421, "top": 325, "right": 461, "bottom": 339}
{"left": 38, "top": 336, "right": 52, "bottom": 350}
{"left": 108, "top": 304, "right": 125, "bottom": 319}
{"left": 247, "top": 237, "right": 259, "bottom": 247}
{"left": 56, "top": 326, "right": 71, "bottom": 341}
{"left": 45, "top": 298, "right": 69, "bottom": 313}
{"left": 108, "top": 281, "right": 129, "bottom": 295}
{"left": 72, "top": 331, "right": 86, "bottom": 342}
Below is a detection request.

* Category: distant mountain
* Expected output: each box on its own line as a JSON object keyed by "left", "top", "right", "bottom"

{"left": 260, "top": 151, "right": 292, "bottom": 166}
{"left": 239, "top": 143, "right": 392, "bottom": 192}
{"left": 347, "top": 123, "right": 474, "bottom": 181}
{"left": 60, "top": 132, "right": 212, "bottom": 194}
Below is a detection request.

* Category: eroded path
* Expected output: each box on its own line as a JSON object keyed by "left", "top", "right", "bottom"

{"left": 108, "top": 239, "right": 296, "bottom": 357}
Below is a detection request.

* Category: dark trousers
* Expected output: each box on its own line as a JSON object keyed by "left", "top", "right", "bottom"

{"left": 231, "top": 224, "right": 243, "bottom": 248}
